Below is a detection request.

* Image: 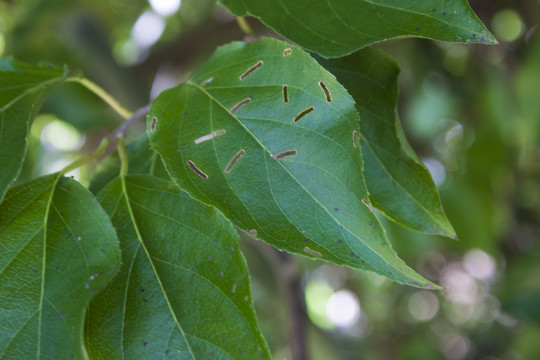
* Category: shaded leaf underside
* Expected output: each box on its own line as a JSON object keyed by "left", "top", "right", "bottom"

{"left": 0, "top": 175, "right": 120, "bottom": 359}
{"left": 219, "top": 0, "right": 496, "bottom": 58}
{"left": 0, "top": 58, "right": 68, "bottom": 203}
{"left": 318, "top": 47, "right": 456, "bottom": 238}
{"left": 87, "top": 175, "right": 270, "bottom": 359}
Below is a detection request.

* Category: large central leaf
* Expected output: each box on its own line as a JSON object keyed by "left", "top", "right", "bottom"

{"left": 0, "top": 174, "right": 121, "bottom": 359}
{"left": 219, "top": 0, "right": 496, "bottom": 58}
{"left": 0, "top": 58, "right": 68, "bottom": 203}
{"left": 148, "top": 38, "right": 435, "bottom": 288}
{"left": 87, "top": 175, "right": 271, "bottom": 359}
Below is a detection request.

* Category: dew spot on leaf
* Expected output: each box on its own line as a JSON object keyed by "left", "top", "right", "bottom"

{"left": 186, "top": 160, "right": 208, "bottom": 180}
{"left": 239, "top": 60, "right": 264, "bottom": 80}
{"left": 224, "top": 149, "right": 246, "bottom": 174}
{"left": 293, "top": 106, "right": 314, "bottom": 122}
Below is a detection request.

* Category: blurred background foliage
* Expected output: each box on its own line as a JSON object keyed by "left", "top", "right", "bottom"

{"left": 2, "top": 0, "right": 540, "bottom": 359}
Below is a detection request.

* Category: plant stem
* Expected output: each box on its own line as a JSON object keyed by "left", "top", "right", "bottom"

{"left": 111, "top": 104, "right": 151, "bottom": 139}
{"left": 236, "top": 17, "right": 254, "bottom": 35}
{"left": 59, "top": 138, "right": 109, "bottom": 176}
{"left": 67, "top": 77, "right": 132, "bottom": 120}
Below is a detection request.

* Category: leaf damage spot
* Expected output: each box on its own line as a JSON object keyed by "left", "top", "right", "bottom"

{"left": 318, "top": 81, "right": 332, "bottom": 102}
{"left": 200, "top": 77, "right": 214, "bottom": 86}
{"left": 293, "top": 106, "right": 314, "bottom": 122}
{"left": 232, "top": 284, "right": 237, "bottom": 293}
{"left": 224, "top": 149, "right": 246, "bottom": 174}
{"left": 186, "top": 160, "right": 208, "bottom": 180}
{"left": 352, "top": 130, "right": 358, "bottom": 148}
{"left": 272, "top": 149, "right": 297, "bottom": 160}
{"left": 194, "top": 129, "right": 227, "bottom": 145}
{"left": 239, "top": 60, "right": 263, "bottom": 80}
{"left": 362, "top": 198, "right": 375, "bottom": 214}
{"left": 282, "top": 84, "right": 289, "bottom": 103}
{"left": 150, "top": 116, "right": 158, "bottom": 132}
{"left": 283, "top": 48, "right": 293, "bottom": 56}
{"left": 230, "top": 97, "right": 252, "bottom": 114}
{"left": 248, "top": 229, "right": 258, "bottom": 237}
{"left": 303, "top": 246, "right": 322, "bottom": 257}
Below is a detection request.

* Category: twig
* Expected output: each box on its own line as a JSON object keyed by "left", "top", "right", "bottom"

{"left": 251, "top": 239, "right": 308, "bottom": 360}
{"left": 110, "top": 104, "right": 151, "bottom": 139}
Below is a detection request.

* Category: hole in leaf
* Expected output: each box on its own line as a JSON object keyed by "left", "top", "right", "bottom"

{"left": 352, "top": 130, "right": 358, "bottom": 148}
{"left": 318, "top": 81, "right": 332, "bottom": 102}
{"left": 283, "top": 48, "right": 293, "bottom": 56}
{"left": 239, "top": 60, "right": 263, "bottom": 80}
{"left": 200, "top": 77, "right": 214, "bottom": 86}
{"left": 194, "top": 129, "right": 227, "bottom": 145}
{"left": 293, "top": 106, "right": 314, "bottom": 122}
{"left": 186, "top": 160, "right": 208, "bottom": 179}
{"left": 230, "top": 97, "right": 252, "bottom": 114}
{"left": 272, "top": 149, "right": 297, "bottom": 160}
{"left": 282, "top": 84, "right": 289, "bottom": 104}
{"left": 224, "top": 149, "right": 246, "bottom": 174}
{"left": 150, "top": 116, "right": 158, "bottom": 132}
{"left": 303, "top": 246, "right": 322, "bottom": 257}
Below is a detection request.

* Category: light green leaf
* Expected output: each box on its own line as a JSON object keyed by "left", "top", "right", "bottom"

{"left": 89, "top": 134, "right": 168, "bottom": 194}
{"left": 318, "top": 47, "right": 456, "bottom": 238}
{"left": 0, "top": 174, "right": 121, "bottom": 359}
{"left": 86, "top": 175, "right": 271, "bottom": 359}
{"left": 218, "top": 0, "right": 496, "bottom": 58}
{"left": 148, "top": 38, "right": 436, "bottom": 288}
{"left": 0, "top": 58, "right": 68, "bottom": 203}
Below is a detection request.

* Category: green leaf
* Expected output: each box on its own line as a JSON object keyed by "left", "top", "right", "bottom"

{"left": 0, "top": 174, "right": 121, "bottom": 359}
{"left": 318, "top": 48, "right": 456, "bottom": 238}
{"left": 89, "top": 134, "right": 168, "bottom": 194}
{"left": 218, "top": 0, "right": 496, "bottom": 58}
{"left": 86, "top": 175, "right": 271, "bottom": 359}
{"left": 0, "top": 58, "right": 68, "bottom": 203}
{"left": 148, "top": 38, "right": 436, "bottom": 288}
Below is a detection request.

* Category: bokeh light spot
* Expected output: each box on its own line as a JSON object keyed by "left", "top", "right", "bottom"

{"left": 40, "top": 119, "right": 85, "bottom": 152}
{"left": 149, "top": 0, "right": 181, "bottom": 17}
{"left": 326, "top": 290, "right": 361, "bottom": 328}
{"left": 408, "top": 290, "right": 439, "bottom": 322}
{"left": 492, "top": 9, "right": 524, "bottom": 42}
{"left": 131, "top": 11, "right": 165, "bottom": 48}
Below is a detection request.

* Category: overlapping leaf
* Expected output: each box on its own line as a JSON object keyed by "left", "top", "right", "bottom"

{"left": 0, "top": 174, "right": 121, "bottom": 359}
{"left": 148, "top": 38, "right": 436, "bottom": 288}
{"left": 219, "top": 0, "right": 496, "bottom": 58}
{"left": 0, "top": 58, "right": 68, "bottom": 203}
{"left": 318, "top": 48, "right": 456, "bottom": 238}
{"left": 86, "top": 175, "right": 271, "bottom": 359}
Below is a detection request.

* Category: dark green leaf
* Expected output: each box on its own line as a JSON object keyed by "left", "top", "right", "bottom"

{"left": 218, "top": 0, "right": 496, "bottom": 58}
{"left": 318, "top": 47, "right": 456, "bottom": 238}
{"left": 89, "top": 134, "right": 168, "bottom": 194}
{"left": 0, "top": 174, "right": 121, "bottom": 359}
{"left": 148, "top": 38, "right": 436, "bottom": 288}
{"left": 0, "top": 58, "right": 68, "bottom": 203}
{"left": 87, "top": 175, "right": 271, "bottom": 359}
